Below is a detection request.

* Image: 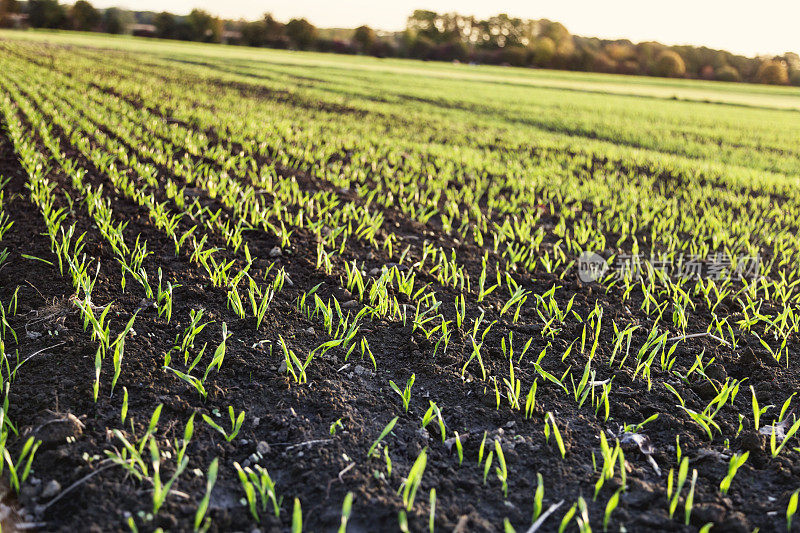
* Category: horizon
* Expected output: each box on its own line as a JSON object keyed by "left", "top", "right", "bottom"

{"left": 85, "top": 0, "right": 800, "bottom": 58}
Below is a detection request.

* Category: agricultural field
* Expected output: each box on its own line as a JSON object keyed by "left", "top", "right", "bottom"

{"left": 0, "top": 29, "right": 800, "bottom": 532}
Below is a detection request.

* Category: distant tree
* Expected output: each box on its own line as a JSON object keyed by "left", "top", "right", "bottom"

{"left": 70, "top": 0, "right": 99, "bottom": 31}
{"left": 540, "top": 19, "right": 570, "bottom": 44}
{"left": 654, "top": 50, "right": 686, "bottom": 77}
{"left": 102, "top": 8, "right": 133, "bottom": 34}
{"left": 187, "top": 9, "right": 221, "bottom": 42}
{"left": 786, "top": 52, "right": 800, "bottom": 70}
{"left": 730, "top": 55, "right": 759, "bottom": 82}
{"left": 500, "top": 45, "right": 527, "bottom": 66}
{"left": 211, "top": 17, "right": 224, "bottom": 43}
{"left": 408, "top": 35, "right": 434, "bottom": 59}
{"left": 636, "top": 41, "right": 662, "bottom": 71}
{"left": 368, "top": 39, "right": 397, "bottom": 58}
{"left": 530, "top": 37, "right": 556, "bottom": 66}
{"left": 483, "top": 13, "right": 526, "bottom": 48}
{"left": 154, "top": 11, "right": 177, "bottom": 39}
{"left": 715, "top": 65, "right": 740, "bottom": 82}
{"left": 431, "top": 39, "right": 467, "bottom": 61}
{"left": 241, "top": 20, "right": 266, "bottom": 47}
{"left": 756, "top": 59, "right": 788, "bottom": 84}
{"left": 28, "top": 0, "right": 67, "bottom": 28}
{"left": 403, "top": 10, "right": 577, "bottom": 66}
{"left": 617, "top": 60, "right": 641, "bottom": 75}
{"left": 782, "top": 53, "right": 800, "bottom": 86}
{"left": 591, "top": 52, "right": 617, "bottom": 73}
{"left": 1, "top": 0, "right": 17, "bottom": 13}
{"left": 554, "top": 38, "right": 576, "bottom": 62}
{"left": 173, "top": 20, "right": 196, "bottom": 41}
{"left": 604, "top": 41, "right": 635, "bottom": 62}
{"left": 187, "top": 9, "right": 211, "bottom": 40}
{"left": 240, "top": 15, "right": 286, "bottom": 48}
{"left": 263, "top": 14, "right": 287, "bottom": 47}
{"left": 407, "top": 10, "right": 441, "bottom": 43}
{"left": 0, "top": 0, "right": 20, "bottom": 27}
{"left": 353, "top": 25, "right": 376, "bottom": 52}
{"left": 285, "top": 18, "right": 316, "bottom": 49}
{"left": 700, "top": 64, "right": 715, "bottom": 80}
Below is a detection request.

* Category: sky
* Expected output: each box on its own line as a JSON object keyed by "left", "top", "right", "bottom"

{"left": 90, "top": 0, "right": 800, "bottom": 57}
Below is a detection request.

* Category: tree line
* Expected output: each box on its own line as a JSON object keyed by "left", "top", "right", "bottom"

{"left": 1, "top": 1, "right": 798, "bottom": 86}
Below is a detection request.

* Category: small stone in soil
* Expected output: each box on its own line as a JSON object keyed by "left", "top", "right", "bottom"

{"left": 40, "top": 480, "right": 61, "bottom": 500}
{"left": 0, "top": 504, "right": 12, "bottom": 521}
